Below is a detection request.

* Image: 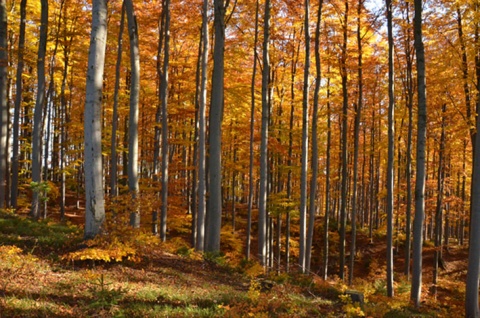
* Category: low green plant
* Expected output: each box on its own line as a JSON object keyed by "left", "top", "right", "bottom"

{"left": 87, "top": 273, "right": 127, "bottom": 311}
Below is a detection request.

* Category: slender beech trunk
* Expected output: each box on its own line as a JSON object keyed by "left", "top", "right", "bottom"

{"left": 60, "top": 22, "right": 73, "bottom": 221}
{"left": 386, "top": 0, "right": 395, "bottom": 297}
{"left": 196, "top": 0, "right": 209, "bottom": 251}
{"left": 10, "top": 0, "right": 27, "bottom": 209}
{"left": 125, "top": 0, "right": 140, "bottom": 228}
{"left": 31, "top": 0, "right": 48, "bottom": 219}
{"left": 323, "top": 74, "right": 331, "bottom": 280}
{"left": 404, "top": 0, "right": 414, "bottom": 279}
{"left": 205, "top": 0, "right": 226, "bottom": 252}
{"left": 84, "top": 0, "right": 107, "bottom": 239}
{"left": 110, "top": 1, "right": 125, "bottom": 199}
{"left": 299, "top": 0, "right": 310, "bottom": 273}
{"left": 246, "top": 0, "right": 259, "bottom": 259}
{"left": 339, "top": 0, "right": 349, "bottom": 281}
{"left": 258, "top": 0, "right": 271, "bottom": 266}
{"left": 433, "top": 104, "right": 446, "bottom": 296}
{"left": 306, "top": 0, "right": 323, "bottom": 273}
{"left": 466, "top": 3, "right": 480, "bottom": 316}
{"left": 0, "top": 0, "right": 7, "bottom": 209}
{"left": 349, "top": 0, "right": 363, "bottom": 286}
{"left": 411, "top": 0, "right": 427, "bottom": 306}
{"left": 159, "top": 0, "right": 170, "bottom": 241}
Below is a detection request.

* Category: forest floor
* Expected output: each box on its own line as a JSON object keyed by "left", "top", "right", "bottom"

{"left": 0, "top": 207, "right": 467, "bottom": 317}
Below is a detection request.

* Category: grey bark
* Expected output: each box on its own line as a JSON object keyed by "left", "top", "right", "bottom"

{"left": 299, "top": 0, "right": 310, "bottom": 273}
{"left": 30, "top": 0, "right": 48, "bottom": 219}
{"left": 84, "top": 0, "right": 107, "bottom": 239}
{"left": 323, "top": 74, "right": 331, "bottom": 280}
{"left": 386, "top": 0, "right": 395, "bottom": 297}
{"left": 258, "top": 0, "right": 271, "bottom": 266}
{"left": 410, "top": 0, "right": 427, "bottom": 306}
{"left": 10, "top": 0, "right": 27, "bottom": 209}
{"left": 110, "top": 1, "right": 125, "bottom": 199}
{"left": 205, "top": 0, "right": 226, "bottom": 252}
{"left": 339, "top": 0, "right": 349, "bottom": 281}
{"left": 306, "top": 0, "right": 323, "bottom": 273}
{"left": 125, "top": 0, "right": 140, "bottom": 227}
{"left": 196, "top": 0, "right": 208, "bottom": 252}
{"left": 246, "top": 0, "right": 259, "bottom": 260}
{"left": 0, "top": 0, "right": 7, "bottom": 209}
{"left": 403, "top": 0, "right": 414, "bottom": 279}
{"left": 159, "top": 0, "right": 170, "bottom": 241}
{"left": 349, "top": 0, "right": 363, "bottom": 286}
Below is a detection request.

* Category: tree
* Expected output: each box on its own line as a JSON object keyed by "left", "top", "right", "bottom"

{"left": 386, "top": 0, "right": 395, "bottom": 297}
{"left": 306, "top": 0, "right": 323, "bottom": 273}
{"left": 410, "top": 0, "right": 427, "bottom": 306}
{"left": 30, "top": 0, "right": 48, "bottom": 219}
{"left": 339, "top": 0, "right": 349, "bottom": 281}
{"left": 110, "top": 1, "right": 125, "bottom": 199}
{"left": 10, "top": 0, "right": 27, "bottom": 209}
{"left": 196, "top": 0, "right": 209, "bottom": 252}
{"left": 298, "top": 0, "right": 311, "bottom": 273}
{"left": 0, "top": 0, "right": 6, "bottom": 210}
{"left": 466, "top": 110, "right": 480, "bottom": 317}
{"left": 258, "top": 0, "right": 271, "bottom": 266}
{"left": 246, "top": 0, "right": 259, "bottom": 260}
{"left": 125, "top": 0, "right": 140, "bottom": 228}
{"left": 205, "top": 0, "right": 226, "bottom": 253}
{"left": 84, "top": 0, "right": 107, "bottom": 239}
{"left": 158, "top": 0, "right": 170, "bottom": 241}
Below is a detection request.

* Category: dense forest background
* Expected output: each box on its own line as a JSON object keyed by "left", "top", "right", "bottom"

{"left": 0, "top": 0, "right": 480, "bottom": 316}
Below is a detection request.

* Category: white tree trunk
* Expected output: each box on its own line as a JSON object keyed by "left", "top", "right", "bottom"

{"left": 84, "top": 0, "right": 107, "bottom": 239}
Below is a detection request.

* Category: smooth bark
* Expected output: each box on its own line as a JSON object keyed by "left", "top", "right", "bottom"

{"left": 386, "top": 0, "right": 395, "bottom": 297}
{"left": 30, "top": 0, "right": 48, "bottom": 219}
{"left": 410, "top": 0, "right": 427, "bottom": 306}
{"left": 10, "top": 0, "right": 27, "bottom": 209}
{"left": 205, "top": 0, "right": 226, "bottom": 252}
{"left": 84, "top": 0, "right": 107, "bottom": 239}
{"left": 0, "top": 0, "right": 7, "bottom": 209}
{"left": 258, "top": 0, "right": 271, "bottom": 266}
{"left": 299, "top": 0, "right": 310, "bottom": 273}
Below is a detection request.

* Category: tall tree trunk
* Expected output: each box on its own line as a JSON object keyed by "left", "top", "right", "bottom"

{"left": 246, "top": 0, "right": 259, "bottom": 260}
{"left": 258, "top": 0, "right": 271, "bottom": 266}
{"left": 466, "top": 3, "right": 480, "bottom": 317}
{"left": 205, "top": 0, "right": 226, "bottom": 252}
{"left": 299, "top": 0, "right": 310, "bottom": 273}
{"left": 10, "top": 0, "right": 27, "bottom": 209}
{"left": 323, "top": 74, "right": 332, "bottom": 280}
{"left": 0, "top": 0, "right": 7, "bottom": 209}
{"left": 386, "top": 0, "right": 395, "bottom": 297}
{"left": 31, "top": 0, "right": 48, "bottom": 219}
{"left": 110, "top": 1, "right": 125, "bottom": 199}
{"left": 433, "top": 104, "right": 446, "bottom": 297}
{"left": 196, "top": 0, "right": 209, "bottom": 252}
{"left": 410, "top": 0, "right": 427, "bottom": 306}
{"left": 403, "top": 0, "right": 414, "bottom": 279}
{"left": 349, "top": 0, "right": 363, "bottom": 286}
{"left": 339, "top": 0, "right": 349, "bottom": 281}
{"left": 84, "top": 0, "right": 107, "bottom": 239}
{"left": 159, "top": 0, "right": 170, "bottom": 241}
{"left": 125, "top": 0, "right": 140, "bottom": 227}
{"left": 306, "top": 0, "right": 323, "bottom": 273}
